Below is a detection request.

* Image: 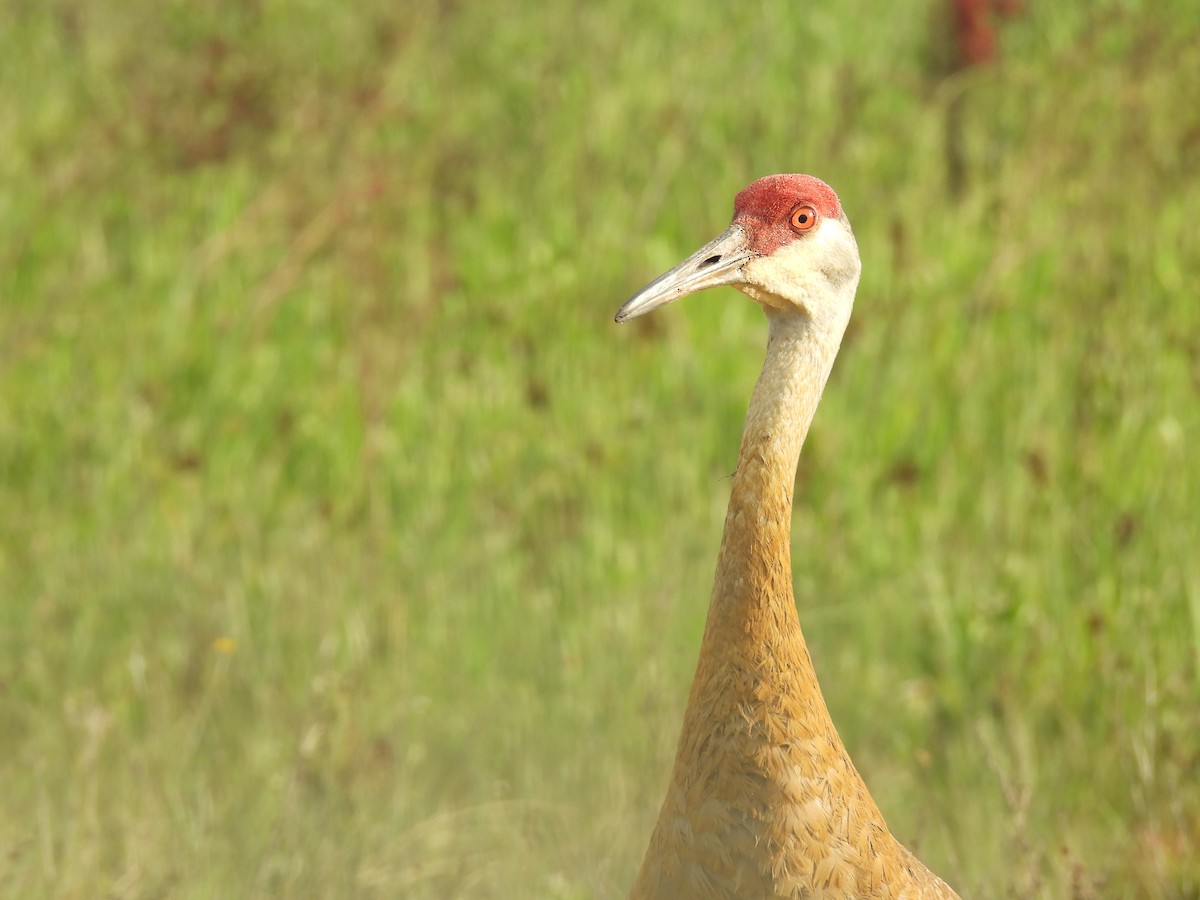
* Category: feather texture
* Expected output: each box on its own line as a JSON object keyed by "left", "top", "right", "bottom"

{"left": 627, "top": 304, "right": 960, "bottom": 899}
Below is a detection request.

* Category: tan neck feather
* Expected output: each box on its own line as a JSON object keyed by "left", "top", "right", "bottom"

{"left": 706, "top": 307, "right": 839, "bottom": 642}
{"left": 629, "top": 304, "right": 959, "bottom": 899}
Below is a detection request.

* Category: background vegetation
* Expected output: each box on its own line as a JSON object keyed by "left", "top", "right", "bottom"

{"left": 2, "top": 0, "right": 1198, "bottom": 896}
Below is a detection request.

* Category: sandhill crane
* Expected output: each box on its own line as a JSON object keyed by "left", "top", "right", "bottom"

{"left": 615, "top": 175, "right": 960, "bottom": 899}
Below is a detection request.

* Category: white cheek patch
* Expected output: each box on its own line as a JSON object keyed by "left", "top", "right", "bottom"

{"left": 740, "top": 221, "right": 860, "bottom": 328}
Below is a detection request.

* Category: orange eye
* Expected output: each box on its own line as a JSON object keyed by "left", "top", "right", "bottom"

{"left": 789, "top": 205, "right": 817, "bottom": 232}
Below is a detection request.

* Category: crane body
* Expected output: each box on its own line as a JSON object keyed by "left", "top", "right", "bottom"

{"left": 616, "top": 175, "right": 960, "bottom": 900}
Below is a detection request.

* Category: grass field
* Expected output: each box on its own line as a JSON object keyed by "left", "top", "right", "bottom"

{"left": 2, "top": 1, "right": 1199, "bottom": 897}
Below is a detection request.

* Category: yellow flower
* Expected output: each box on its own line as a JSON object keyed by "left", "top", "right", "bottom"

{"left": 212, "top": 636, "right": 237, "bottom": 655}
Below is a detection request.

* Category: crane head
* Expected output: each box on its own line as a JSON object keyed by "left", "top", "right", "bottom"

{"left": 614, "top": 174, "right": 860, "bottom": 325}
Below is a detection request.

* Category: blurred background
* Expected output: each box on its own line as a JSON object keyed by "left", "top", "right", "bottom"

{"left": 2, "top": 1, "right": 1198, "bottom": 897}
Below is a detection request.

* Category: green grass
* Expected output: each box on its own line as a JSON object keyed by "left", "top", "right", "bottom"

{"left": 2, "top": 1, "right": 1199, "bottom": 896}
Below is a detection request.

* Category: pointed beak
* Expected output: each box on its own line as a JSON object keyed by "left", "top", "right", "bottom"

{"left": 614, "top": 225, "right": 752, "bottom": 323}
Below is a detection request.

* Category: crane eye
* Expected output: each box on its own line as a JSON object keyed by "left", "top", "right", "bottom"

{"left": 789, "top": 206, "right": 818, "bottom": 232}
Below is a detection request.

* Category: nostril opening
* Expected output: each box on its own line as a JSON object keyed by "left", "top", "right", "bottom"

{"left": 700, "top": 255, "right": 721, "bottom": 269}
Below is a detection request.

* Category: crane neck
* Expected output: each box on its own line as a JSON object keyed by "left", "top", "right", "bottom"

{"left": 707, "top": 302, "right": 850, "bottom": 633}
{"left": 627, "top": 264, "right": 962, "bottom": 900}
